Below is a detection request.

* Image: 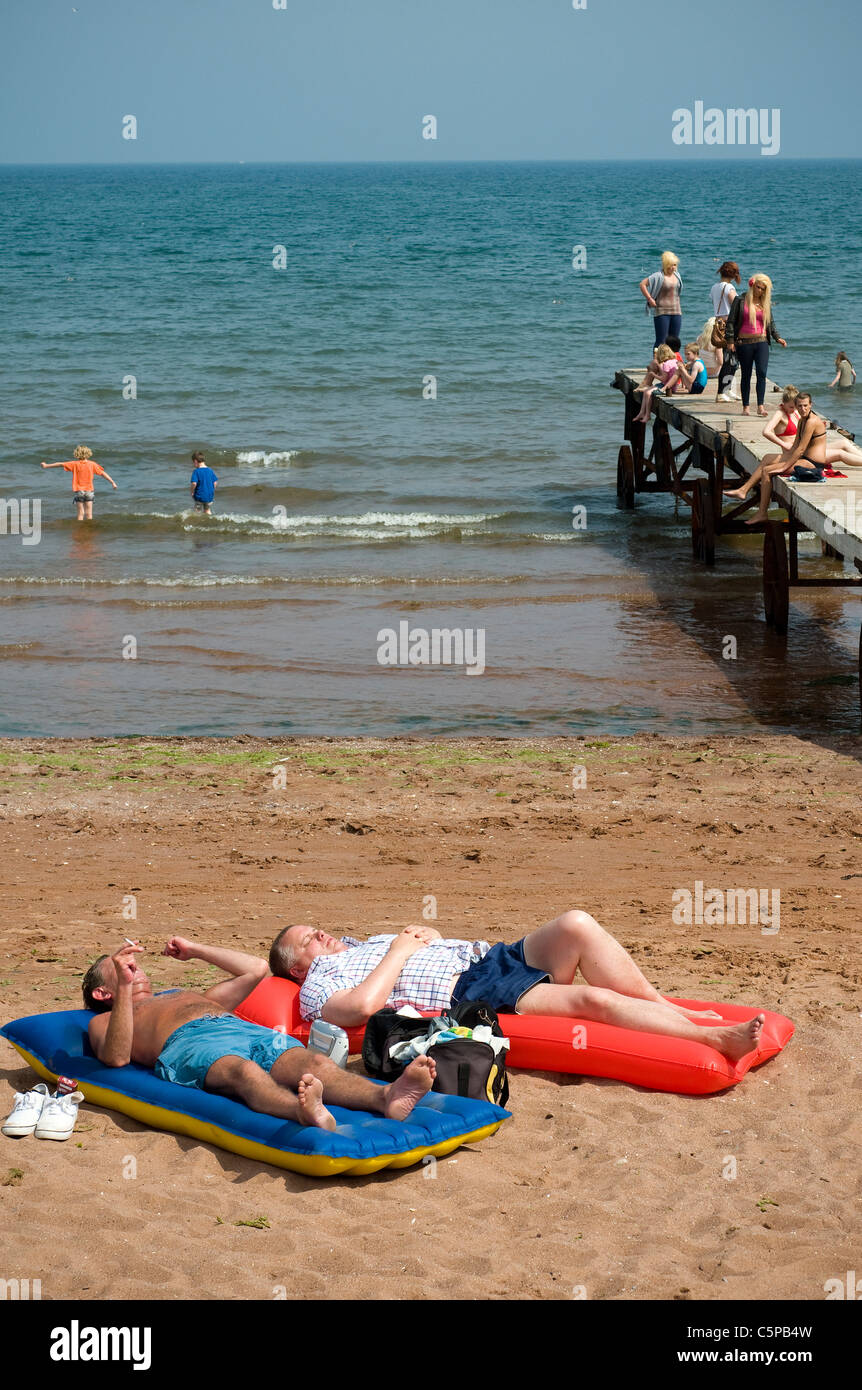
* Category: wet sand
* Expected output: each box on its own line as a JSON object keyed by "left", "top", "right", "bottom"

{"left": 1, "top": 734, "right": 860, "bottom": 1301}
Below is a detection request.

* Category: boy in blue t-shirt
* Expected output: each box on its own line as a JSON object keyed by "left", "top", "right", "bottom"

{"left": 189, "top": 451, "right": 219, "bottom": 515}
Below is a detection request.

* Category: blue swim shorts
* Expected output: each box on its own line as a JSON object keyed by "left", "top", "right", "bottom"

{"left": 451, "top": 938, "right": 549, "bottom": 1014}
{"left": 154, "top": 1013, "right": 304, "bottom": 1089}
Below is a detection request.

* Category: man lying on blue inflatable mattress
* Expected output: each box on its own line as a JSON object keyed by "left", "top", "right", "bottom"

{"left": 82, "top": 938, "right": 435, "bottom": 1131}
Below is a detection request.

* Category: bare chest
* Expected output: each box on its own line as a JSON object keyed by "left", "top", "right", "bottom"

{"left": 132, "top": 992, "right": 226, "bottom": 1062}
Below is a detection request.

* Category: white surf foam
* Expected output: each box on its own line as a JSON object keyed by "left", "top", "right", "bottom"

{"left": 235, "top": 450, "right": 299, "bottom": 466}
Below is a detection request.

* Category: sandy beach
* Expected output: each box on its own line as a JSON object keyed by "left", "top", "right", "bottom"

{"left": 1, "top": 733, "right": 860, "bottom": 1301}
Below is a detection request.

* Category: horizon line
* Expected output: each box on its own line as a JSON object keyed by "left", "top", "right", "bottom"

{"left": 1, "top": 155, "right": 860, "bottom": 169}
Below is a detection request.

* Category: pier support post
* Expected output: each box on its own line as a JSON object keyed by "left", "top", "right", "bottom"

{"left": 653, "top": 419, "right": 673, "bottom": 489}
{"left": 622, "top": 389, "right": 645, "bottom": 469}
{"left": 763, "top": 522, "right": 790, "bottom": 635}
{"left": 617, "top": 445, "right": 635, "bottom": 509}
{"left": 691, "top": 478, "right": 716, "bottom": 567}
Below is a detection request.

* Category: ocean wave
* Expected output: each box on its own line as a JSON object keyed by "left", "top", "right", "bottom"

{"left": 196, "top": 508, "right": 504, "bottom": 541}
{"left": 37, "top": 507, "right": 506, "bottom": 539}
{"left": 269, "top": 509, "right": 499, "bottom": 529}
{"left": 0, "top": 573, "right": 272, "bottom": 588}
{"left": 0, "top": 571, "right": 535, "bottom": 591}
{"left": 234, "top": 450, "right": 299, "bottom": 466}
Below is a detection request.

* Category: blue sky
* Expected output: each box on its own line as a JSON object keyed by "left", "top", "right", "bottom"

{"left": 1, "top": 0, "right": 859, "bottom": 162}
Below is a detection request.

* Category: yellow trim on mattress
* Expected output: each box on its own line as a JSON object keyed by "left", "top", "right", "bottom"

{"left": 9, "top": 1043, "right": 503, "bottom": 1178}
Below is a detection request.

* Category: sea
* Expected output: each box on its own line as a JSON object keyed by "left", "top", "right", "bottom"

{"left": 1, "top": 159, "right": 860, "bottom": 737}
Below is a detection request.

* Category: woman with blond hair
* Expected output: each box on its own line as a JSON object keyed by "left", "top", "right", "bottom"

{"left": 760, "top": 385, "right": 801, "bottom": 456}
{"left": 698, "top": 320, "right": 727, "bottom": 380}
{"left": 639, "top": 251, "right": 683, "bottom": 349}
{"left": 632, "top": 344, "right": 683, "bottom": 423}
{"left": 41, "top": 444, "right": 118, "bottom": 521}
{"left": 723, "top": 273, "right": 787, "bottom": 416}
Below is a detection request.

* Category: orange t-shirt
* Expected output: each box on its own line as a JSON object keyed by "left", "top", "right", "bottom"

{"left": 62, "top": 460, "right": 107, "bottom": 491}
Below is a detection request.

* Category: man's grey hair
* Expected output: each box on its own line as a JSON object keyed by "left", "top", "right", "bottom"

{"left": 82, "top": 954, "right": 111, "bottom": 1012}
{"left": 269, "top": 926, "right": 303, "bottom": 980}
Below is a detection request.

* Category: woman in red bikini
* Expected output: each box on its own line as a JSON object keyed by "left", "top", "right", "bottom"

{"left": 725, "top": 386, "right": 801, "bottom": 509}
{"left": 761, "top": 386, "right": 800, "bottom": 458}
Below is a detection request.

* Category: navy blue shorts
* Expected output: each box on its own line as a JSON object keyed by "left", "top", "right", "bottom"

{"left": 451, "top": 938, "right": 549, "bottom": 1014}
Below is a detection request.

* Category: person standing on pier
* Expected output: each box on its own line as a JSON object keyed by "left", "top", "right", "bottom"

{"left": 723, "top": 274, "right": 786, "bottom": 416}
{"left": 640, "top": 252, "right": 683, "bottom": 349}
{"left": 710, "top": 261, "right": 740, "bottom": 321}
{"left": 711, "top": 261, "right": 741, "bottom": 399}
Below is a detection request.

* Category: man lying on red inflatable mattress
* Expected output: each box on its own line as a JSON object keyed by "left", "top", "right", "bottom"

{"left": 236, "top": 909, "right": 794, "bottom": 1095}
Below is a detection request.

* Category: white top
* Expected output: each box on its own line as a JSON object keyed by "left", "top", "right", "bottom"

{"left": 299, "top": 935, "right": 490, "bottom": 1020}
{"left": 700, "top": 345, "right": 720, "bottom": 375}
{"left": 711, "top": 282, "right": 736, "bottom": 317}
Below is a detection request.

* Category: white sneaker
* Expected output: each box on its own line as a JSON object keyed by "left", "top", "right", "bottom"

{"left": 34, "top": 1090, "right": 85, "bottom": 1141}
{"left": 2, "top": 1083, "right": 50, "bottom": 1137}
{"left": 716, "top": 392, "right": 731, "bottom": 402}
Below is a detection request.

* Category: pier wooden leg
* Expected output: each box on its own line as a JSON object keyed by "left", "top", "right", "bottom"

{"left": 715, "top": 435, "right": 731, "bottom": 526}
{"left": 691, "top": 478, "right": 715, "bottom": 567}
{"left": 631, "top": 420, "right": 646, "bottom": 474}
{"left": 763, "top": 521, "right": 789, "bottom": 635}
{"left": 654, "top": 421, "right": 673, "bottom": 490}
{"left": 623, "top": 390, "right": 635, "bottom": 443}
{"left": 617, "top": 445, "right": 635, "bottom": 509}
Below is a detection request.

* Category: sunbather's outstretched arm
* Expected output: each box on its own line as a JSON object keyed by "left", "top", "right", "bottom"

{"left": 163, "top": 935, "right": 269, "bottom": 1009}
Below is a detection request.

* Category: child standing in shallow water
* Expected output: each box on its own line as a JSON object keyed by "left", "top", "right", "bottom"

{"left": 41, "top": 446, "right": 118, "bottom": 520}
{"left": 189, "top": 451, "right": 219, "bottom": 515}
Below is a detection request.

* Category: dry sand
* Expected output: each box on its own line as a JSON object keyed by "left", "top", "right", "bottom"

{"left": 0, "top": 734, "right": 860, "bottom": 1301}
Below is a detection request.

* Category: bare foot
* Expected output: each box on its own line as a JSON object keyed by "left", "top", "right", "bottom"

{"left": 723, "top": 487, "right": 750, "bottom": 499}
{"left": 704, "top": 1014, "right": 765, "bottom": 1064}
{"left": 383, "top": 1055, "right": 436, "bottom": 1122}
{"left": 742, "top": 407, "right": 751, "bottom": 416}
{"left": 758, "top": 407, "right": 769, "bottom": 417}
{"left": 745, "top": 512, "right": 769, "bottom": 526}
{"left": 296, "top": 1073, "right": 336, "bottom": 1131}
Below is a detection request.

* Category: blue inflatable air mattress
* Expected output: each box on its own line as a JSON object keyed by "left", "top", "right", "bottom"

{"left": 0, "top": 1010, "right": 509, "bottom": 1178}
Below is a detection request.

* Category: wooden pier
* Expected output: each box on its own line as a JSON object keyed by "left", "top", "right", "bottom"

{"left": 612, "top": 369, "right": 862, "bottom": 703}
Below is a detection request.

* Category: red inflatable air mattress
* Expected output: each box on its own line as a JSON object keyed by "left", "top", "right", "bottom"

{"left": 236, "top": 977, "right": 794, "bottom": 1096}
